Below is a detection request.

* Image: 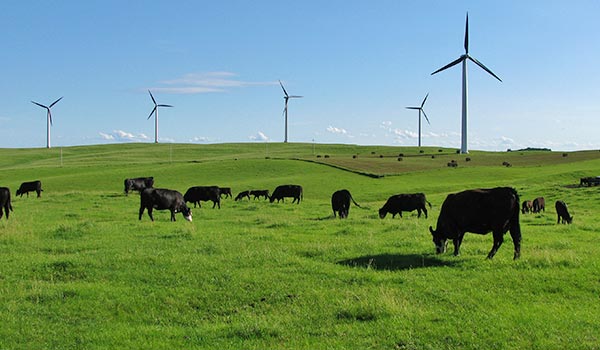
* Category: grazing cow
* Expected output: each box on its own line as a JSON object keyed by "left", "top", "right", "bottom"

{"left": 555, "top": 200, "right": 573, "bottom": 224}
{"left": 379, "top": 193, "right": 431, "bottom": 219}
{"left": 184, "top": 186, "right": 221, "bottom": 208}
{"left": 429, "top": 187, "right": 521, "bottom": 260}
{"left": 331, "top": 189, "right": 361, "bottom": 219}
{"left": 16, "top": 180, "right": 43, "bottom": 198}
{"left": 139, "top": 188, "right": 192, "bottom": 222}
{"left": 521, "top": 200, "right": 533, "bottom": 214}
{"left": 234, "top": 190, "right": 251, "bottom": 201}
{"left": 532, "top": 197, "right": 545, "bottom": 213}
{"left": 250, "top": 190, "right": 270, "bottom": 200}
{"left": 269, "top": 185, "right": 303, "bottom": 204}
{"left": 124, "top": 177, "right": 154, "bottom": 195}
{"left": 0, "top": 187, "right": 13, "bottom": 220}
{"left": 219, "top": 187, "right": 232, "bottom": 199}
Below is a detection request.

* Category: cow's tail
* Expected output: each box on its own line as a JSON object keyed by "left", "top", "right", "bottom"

{"left": 350, "top": 195, "right": 361, "bottom": 208}
{"left": 426, "top": 200, "right": 432, "bottom": 208}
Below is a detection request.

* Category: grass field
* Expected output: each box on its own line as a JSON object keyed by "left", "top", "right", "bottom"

{"left": 1, "top": 143, "right": 599, "bottom": 349}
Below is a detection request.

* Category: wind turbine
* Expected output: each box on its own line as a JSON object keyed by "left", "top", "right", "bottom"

{"left": 279, "top": 80, "right": 303, "bottom": 143}
{"left": 31, "top": 97, "right": 63, "bottom": 149}
{"left": 406, "top": 93, "right": 431, "bottom": 148}
{"left": 147, "top": 90, "right": 173, "bottom": 143}
{"left": 431, "top": 13, "right": 501, "bottom": 154}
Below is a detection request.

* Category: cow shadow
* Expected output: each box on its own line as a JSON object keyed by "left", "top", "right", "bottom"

{"left": 337, "top": 253, "right": 457, "bottom": 271}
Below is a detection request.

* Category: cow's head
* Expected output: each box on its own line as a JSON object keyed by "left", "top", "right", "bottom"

{"left": 566, "top": 215, "right": 573, "bottom": 224}
{"left": 378, "top": 208, "right": 387, "bottom": 219}
{"left": 429, "top": 226, "right": 448, "bottom": 254}
{"left": 181, "top": 206, "right": 193, "bottom": 222}
{"left": 269, "top": 195, "right": 275, "bottom": 203}
{"left": 15, "top": 188, "right": 22, "bottom": 196}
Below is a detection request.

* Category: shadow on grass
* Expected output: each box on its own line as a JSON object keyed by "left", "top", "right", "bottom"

{"left": 337, "top": 253, "right": 457, "bottom": 271}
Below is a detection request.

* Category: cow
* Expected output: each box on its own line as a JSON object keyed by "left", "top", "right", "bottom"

{"left": 234, "top": 190, "right": 251, "bottom": 201}
{"left": 532, "top": 197, "right": 545, "bottom": 213}
{"left": 521, "top": 200, "right": 533, "bottom": 214}
{"left": 124, "top": 177, "right": 154, "bottom": 195}
{"left": 184, "top": 186, "right": 221, "bottom": 209}
{"left": 219, "top": 187, "right": 232, "bottom": 199}
{"left": 250, "top": 190, "right": 270, "bottom": 200}
{"left": 269, "top": 185, "right": 303, "bottom": 204}
{"left": 331, "top": 189, "right": 361, "bottom": 219}
{"left": 138, "top": 188, "right": 192, "bottom": 222}
{"left": 379, "top": 193, "right": 431, "bottom": 219}
{"left": 0, "top": 187, "right": 13, "bottom": 220}
{"left": 16, "top": 180, "right": 43, "bottom": 198}
{"left": 555, "top": 200, "right": 573, "bottom": 224}
{"left": 429, "top": 187, "right": 521, "bottom": 260}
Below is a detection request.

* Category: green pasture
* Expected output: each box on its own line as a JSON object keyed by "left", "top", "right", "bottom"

{"left": 0, "top": 143, "right": 599, "bottom": 349}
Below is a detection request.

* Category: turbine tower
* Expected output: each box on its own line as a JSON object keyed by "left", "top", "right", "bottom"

{"left": 147, "top": 90, "right": 173, "bottom": 144}
{"left": 431, "top": 13, "right": 501, "bottom": 154}
{"left": 405, "top": 93, "right": 431, "bottom": 148}
{"left": 279, "top": 80, "right": 302, "bottom": 143}
{"left": 31, "top": 97, "right": 63, "bottom": 149}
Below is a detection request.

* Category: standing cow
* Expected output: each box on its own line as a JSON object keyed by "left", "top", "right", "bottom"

{"left": 16, "top": 180, "right": 43, "bottom": 198}
{"left": 269, "top": 185, "right": 303, "bottom": 204}
{"left": 379, "top": 193, "right": 431, "bottom": 219}
{"left": 219, "top": 187, "right": 232, "bottom": 199}
{"left": 555, "top": 200, "right": 573, "bottom": 224}
{"left": 331, "top": 189, "right": 361, "bottom": 219}
{"left": 139, "top": 188, "right": 192, "bottom": 222}
{"left": 429, "top": 187, "right": 521, "bottom": 260}
{"left": 184, "top": 186, "right": 221, "bottom": 208}
{"left": 521, "top": 200, "right": 533, "bottom": 214}
{"left": 124, "top": 177, "right": 154, "bottom": 195}
{"left": 0, "top": 187, "right": 13, "bottom": 220}
{"left": 532, "top": 197, "right": 545, "bottom": 213}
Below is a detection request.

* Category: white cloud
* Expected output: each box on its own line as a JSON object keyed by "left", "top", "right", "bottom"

{"left": 99, "top": 130, "right": 149, "bottom": 142}
{"left": 151, "top": 72, "right": 278, "bottom": 95}
{"left": 99, "top": 132, "right": 114, "bottom": 140}
{"left": 391, "top": 129, "right": 418, "bottom": 139}
{"left": 249, "top": 131, "right": 269, "bottom": 141}
{"left": 326, "top": 126, "right": 347, "bottom": 134}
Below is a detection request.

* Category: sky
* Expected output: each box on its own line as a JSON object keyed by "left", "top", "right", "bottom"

{"left": 1, "top": 1, "right": 599, "bottom": 151}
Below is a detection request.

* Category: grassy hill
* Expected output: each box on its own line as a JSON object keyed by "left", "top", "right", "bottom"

{"left": 0, "top": 143, "right": 599, "bottom": 349}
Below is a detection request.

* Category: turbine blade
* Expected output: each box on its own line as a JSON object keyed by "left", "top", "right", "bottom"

{"left": 147, "top": 106, "right": 157, "bottom": 120}
{"left": 406, "top": 107, "right": 420, "bottom": 110}
{"left": 158, "top": 104, "right": 173, "bottom": 108}
{"left": 31, "top": 101, "right": 48, "bottom": 109}
{"left": 464, "top": 13, "right": 469, "bottom": 54}
{"left": 279, "top": 80, "right": 289, "bottom": 97}
{"left": 48, "top": 111, "right": 53, "bottom": 126}
{"left": 431, "top": 56, "right": 464, "bottom": 75}
{"left": 422, "top": 110, "right": 431, "bottom": 125}
{"left": 468, "top": 56, "right": 502, "bottom": 82}
{"left": 49, "top": 96, "right": 63, "bottom": 108}
{"left": 421, "top": 93, "right": 429, "bottom": 108}
{"left": 289, "top": 95, "right": 303, "bottom": 98}
{"left": 148, "top": 90, "right": 157, "bottom": 105}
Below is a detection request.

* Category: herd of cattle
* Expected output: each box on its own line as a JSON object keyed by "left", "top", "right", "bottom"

{"left": 0, "top": 176, "right": 577, "bottom": 259}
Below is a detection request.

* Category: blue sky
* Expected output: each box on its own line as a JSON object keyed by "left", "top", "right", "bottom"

{"left": 1, "top": 1, "right": 599, "bottom": 151}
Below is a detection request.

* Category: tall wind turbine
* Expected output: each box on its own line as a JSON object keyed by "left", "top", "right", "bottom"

{"left": 406, "top": 93, "right": 431, "bottom": 148}
{"left": 279, "top": 80, "right": 302, "bottom": 143}
{"left": 431, "top": 13, "right": 501, "bottom": 154}
{"left": 31, "top": 97, "right": 63, "bottom": 149}
{"left": 147, "top": 90, "right": 173, "bottom": 143}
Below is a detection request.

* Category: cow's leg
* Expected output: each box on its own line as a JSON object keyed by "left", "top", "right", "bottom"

{"left": 147, "top": 208, "right": 154, "bottom": 221}
{"left": 217, "top": 200, "right": 221, "bottom": 209}
{"left": 452, "top": 235, "right": 464, "bottom": 256}
{"left": 139, "top": 206, "right": 145, "bottom": 220}
{"left": 417, "top": 209, "right": 422, "bottom": 218}
{"left": 423, "top": 207, "right": 428, "bottom": 219}
{"left": 487, "top": 231, "right": 505, "bottom": 259}
{"left": 170, "top": 210, "right": 176, "bottom": 221}
{"left": 509, "top": 223, "right": 522, "bottom": 260}
{"left": 0, "top": 207, "right": 4, "bottom": 219}
{"left": 37, "top": 190, "right": 41, "bottom": 198}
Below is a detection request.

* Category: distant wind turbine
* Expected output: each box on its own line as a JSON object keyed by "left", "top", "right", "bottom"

{"left": 279, "top": 80, "right": 303, "bottom": 143}
{"left": 147, "top": 90, "right": 173, "bottom": 143}
{"left": 406, "top": 93, "right": 431, "bottom": 148}
{"left": 431, "top": 13, "right": 501, "bottom": 154}
{"left": 31, "top": 96, "right": 63, "bottom": 149}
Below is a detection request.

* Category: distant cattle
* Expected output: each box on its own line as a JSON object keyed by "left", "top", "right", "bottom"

{"left": 124, "top": 177, "right": 154, "bottom": 195}
{"left": 16, "top": 180, "right": 43, "bottom": 198}
{"left": 447, "top": 160, "right": 458, "bottom": 168}
{"left": 502, "top": 161, "right": 512, "bottom": 167}
{"left": 555, "top": 200, "right": 573, "bottom": 224}
{"left": 0, "top": 187, "right": 13, "bottom": 220}
{"left": 219, "top": 187, "right": 232, "bottom": 199}
{"left": 269, "top": 185, "right": 303, "bottom": 204}
{"left": 580, "top": 177, "right": 600, "bottom": 187}
{"left": 184, "top": 186, "right": 221, "bottom": 209}
{"left": 521, "top": 200, "right": 533, "bottom": 214}
{"left": 379, "top": 193, "right": 431, "bottom": 219}
{"left": 234, "top": 190, "right": 251, "bottom": 201}
{"left": 250, "top": 190, "right": 269, "bottom": 200}
{"left": 429, "top": 187, "right": 521, "bottom": 259}
{"left": 139, "top": 188, "right": 192, "bottom": 222}
{"left": 532, "top": 197, "right": 545, "bottom": 213}
{"left": 331, "top": 189, "right": 361, "bottom": 219}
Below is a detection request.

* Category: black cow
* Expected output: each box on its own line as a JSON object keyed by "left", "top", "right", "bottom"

{"left": 219, "top": 187, "right": 232, "bottom": 199}
{"left": 269, "top": 185, "right": 303, "bottom": 204}
{"left": 139, "top": 188, "right": 192, "bottom": 222}
{"left": 250, "top": 190, "right": 270, "bottom": 200}
{"left": 532, "top": 197, "right": 545, "bottom": 213}
{"left": 521, "top": 200, "right": 533, "bottom": 214}
{"left": 331, "top": 189, "right": 360, "bottom": 219}
{"left": 16, "top": 180, "right": 43, "bottom": 198}
{"left": 234, "top": 190, "right": 251, "bottom": 201}
{"left": 429, "top": 187, "right": 521, "bottom": 260}
{"left": 0, "top": 187, "right": 13, "bottom": 220}
{"left": 184, "top": 186, "right": 221, "bottom": 209}
{"left": 555, "top": 200, "right": 573, "bottom": 224}
{"left": 124, "top": 177, "right": 154, "bottom": 195}
{"left": 379, "top": 193, "right": 431, "bottom": 219}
